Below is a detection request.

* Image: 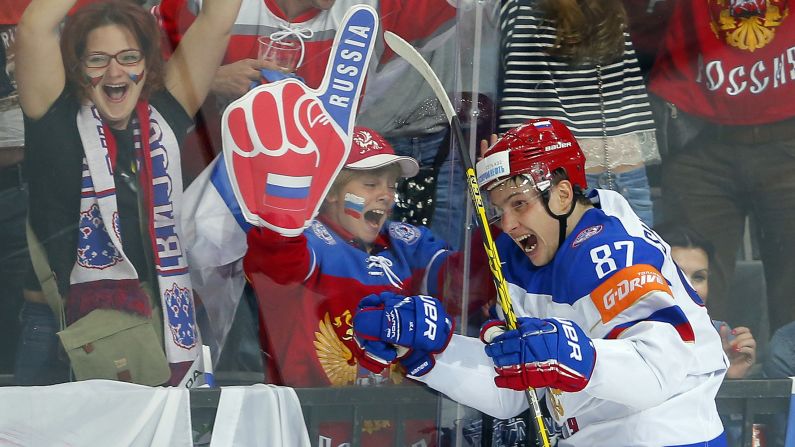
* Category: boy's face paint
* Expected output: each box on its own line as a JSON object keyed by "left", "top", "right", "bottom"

{"left": 344, "top": 193, "right": 365, "bottom": 219}
{"left": 325, "top": 170, "right": 399, "bottom": 247}
{"left": 82, "top": 25, "right": 146, "bottom": 130}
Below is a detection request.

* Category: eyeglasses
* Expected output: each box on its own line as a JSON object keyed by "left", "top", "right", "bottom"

{"left": 82, "top": 49, "right": 143, "bottom": 69}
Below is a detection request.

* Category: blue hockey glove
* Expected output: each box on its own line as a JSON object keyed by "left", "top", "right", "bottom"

{"left": 482, "top": 317, "right": 596, "bottom": 392}
{"left": 396, "top": 347, "right": 436, "bottom": 378}
{"left": 354, "top": 292, "right": 454, "bottom": 353}
{"left": 352, "top": 337, "right": 396, "bottom": 374}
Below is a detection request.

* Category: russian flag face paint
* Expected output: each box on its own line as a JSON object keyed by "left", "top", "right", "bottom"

{"left": 262, "top": 172, "right": 313, "bottom": 211}
{"left": 344, "top": 193, "right": 365, "bottom": 219}
{"left": 88, "top": 72, "right": 104, "bottom": 87}
{"left": 129, "top": 70, "right": 145, "bottom": 85}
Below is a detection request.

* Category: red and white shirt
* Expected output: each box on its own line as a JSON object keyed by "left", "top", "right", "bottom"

{"left": 155, "top": 0, "right": 456, "bottom": 89}
{"left": 649, "top": 0, "right": 795, "bottom": 125}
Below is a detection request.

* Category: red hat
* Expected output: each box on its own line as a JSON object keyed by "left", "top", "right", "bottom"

{"left": 345, "top": 127, "right": 419, "bottom": 178}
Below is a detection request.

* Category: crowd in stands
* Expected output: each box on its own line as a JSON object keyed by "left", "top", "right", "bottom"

{"left": 1, "top": 0, "right": 794, "bottom": 445}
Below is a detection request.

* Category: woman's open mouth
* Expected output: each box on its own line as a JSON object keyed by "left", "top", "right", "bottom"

{"left": 103, "top": 83, "right": 129, "bottom": 102}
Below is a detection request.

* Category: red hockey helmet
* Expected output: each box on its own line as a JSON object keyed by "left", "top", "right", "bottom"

{"left": 476, "top": 119, "right": 587, "bottom": 194}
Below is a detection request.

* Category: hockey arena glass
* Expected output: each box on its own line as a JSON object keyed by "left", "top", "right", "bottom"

{"left": 485, "top": 178, "right": 542, "bottom": 225}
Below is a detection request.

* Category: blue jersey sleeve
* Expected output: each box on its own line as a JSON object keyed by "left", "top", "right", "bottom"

{"left": 560, "top": 218, "right": 667, "bottom": 306}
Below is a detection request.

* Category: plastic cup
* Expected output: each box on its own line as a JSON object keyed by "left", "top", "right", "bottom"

{"left": 257, "top": 36, "right": 301, "bottom": 73}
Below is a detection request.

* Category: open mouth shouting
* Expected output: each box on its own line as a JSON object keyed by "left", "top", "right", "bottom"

{"left": 363, "top": 208, "right": 388, "bottom": 229}
{"left": 103, "top": 83, "right": 130, "bottom": 103}
{"left": 513, "top": 232, "right": 538, "bottom": 255}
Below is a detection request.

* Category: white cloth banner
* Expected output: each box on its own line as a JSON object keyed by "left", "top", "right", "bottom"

{"left": 0, "top": 380, "right": 192, "bottom": 447}
{"left": 210, "top": 384, "right": 310, "bottom": 447}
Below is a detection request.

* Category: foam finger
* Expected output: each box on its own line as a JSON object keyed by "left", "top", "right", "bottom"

{"left": 316, "top": 5, "right": 378, "bottom": 134}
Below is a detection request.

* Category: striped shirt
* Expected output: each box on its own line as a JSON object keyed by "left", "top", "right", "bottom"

{"left": 498, "top": 0, "right": 657, "bottom": 142}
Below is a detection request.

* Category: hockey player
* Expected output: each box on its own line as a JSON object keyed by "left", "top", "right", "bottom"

{"left": 353, "top": 118, "right": 729, "bottom": 446}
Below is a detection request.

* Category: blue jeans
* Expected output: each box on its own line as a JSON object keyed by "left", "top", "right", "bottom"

{"left": 586, "top": 166, "right": 654, "bottom": 226}
{"left": 14, "top": 301, "right": 69, "bottom": 385}
{"left": 389, "top": 130, "right": 468, "bottom": 249}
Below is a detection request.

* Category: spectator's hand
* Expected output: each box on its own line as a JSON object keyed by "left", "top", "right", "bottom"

{"left": 221, "top": 6, "right": 377, "bottom": 236}
{"left": 212, "top": 59, "right": 279, "bottom": 101}
{"left": 482, "top": 317, "right": 596, "bottom": 392}
{"left": 721, "top": 324, "right": 756, "bottom": 379}
{"left": 478, "top": 134, "right": 499, "bottom": 161}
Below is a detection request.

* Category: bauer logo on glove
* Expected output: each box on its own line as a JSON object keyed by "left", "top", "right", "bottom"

{"left": 354, "top": 292, "right": 454, "bottom": 353}
{"left": 483, "top": 317, "right": 596, "bottom": 392}
{"left": 353, "top": 292, "right": 455, "bottom": 378}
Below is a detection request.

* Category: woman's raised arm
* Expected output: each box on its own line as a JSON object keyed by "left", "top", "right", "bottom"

{"left": 165, "top": 0, "right": 243, "bottom": 116}
{"left": 16, "top": 0, "right": 76, "bottom": 119}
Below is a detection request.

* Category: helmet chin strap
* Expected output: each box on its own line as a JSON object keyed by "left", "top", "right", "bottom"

{"left": 540, "top": 189, "right": 577, "bottom": 249}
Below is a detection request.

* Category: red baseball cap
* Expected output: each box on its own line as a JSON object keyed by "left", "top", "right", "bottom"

{"left": 345, "top": 127, "right": 419, "bottom": 178}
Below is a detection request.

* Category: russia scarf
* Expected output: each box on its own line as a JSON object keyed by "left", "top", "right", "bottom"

{"left": 71, "top": 101, "right": 200, "bottom": 365}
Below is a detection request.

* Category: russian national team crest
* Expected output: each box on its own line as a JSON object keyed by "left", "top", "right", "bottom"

{"left": 571, "top": 224, "right": 603, "bottom": 248}
{"left": 709, "top": 0, "right": 789, "bottom": 52}
{"left": 77, "top": 205, "right": 124, "bottom": 269}
{"left": 389, "top": 222, "right": 421, "bottom": 244}
{"left": 311, "top": 221, "right": 336, "bottom": 245}
{"left": 222, "top": 6, "right": 379, "bottom": 236}
{"left": 165, "top": 283, "right": 198, "bottom": 349}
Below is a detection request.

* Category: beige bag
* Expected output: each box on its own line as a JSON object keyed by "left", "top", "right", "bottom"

{"left": 56, "top": 309, "right": 170, "bottom": 385}
{"left": 26, "top": 220, "right": 170, "bottom": 386}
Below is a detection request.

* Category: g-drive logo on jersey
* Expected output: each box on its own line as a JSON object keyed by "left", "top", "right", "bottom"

{"left": 591, "top": 264, "right": 673, "bottom": 323}
{"left": 223, "top": 6, "right": 378, "bottom": 237}
{"left": 572, "top": 225, "right": 603, "bottom": 248}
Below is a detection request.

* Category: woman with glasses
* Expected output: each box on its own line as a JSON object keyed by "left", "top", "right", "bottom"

{"left": 15, "top": 0, "right": 241, "bottom": 384}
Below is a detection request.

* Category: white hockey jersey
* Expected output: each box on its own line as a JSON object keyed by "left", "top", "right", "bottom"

{"left": 419, "top": 189, "right": 728, "bottom": 447}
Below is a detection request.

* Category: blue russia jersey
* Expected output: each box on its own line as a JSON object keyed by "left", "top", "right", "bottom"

{"left": 304, "top": 220, "right": 450, "bottom": 297}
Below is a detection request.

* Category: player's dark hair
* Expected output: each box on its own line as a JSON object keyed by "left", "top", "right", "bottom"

{"left": 539, "top": 0, "right": 627, "bottom": 64}
{"left": 550, "top": 168, "right": 590, "bottom": 205}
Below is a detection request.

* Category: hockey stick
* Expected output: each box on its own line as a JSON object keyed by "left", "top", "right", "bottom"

{"left": 384, "top": 32, "right": 551, "bottom": 447}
